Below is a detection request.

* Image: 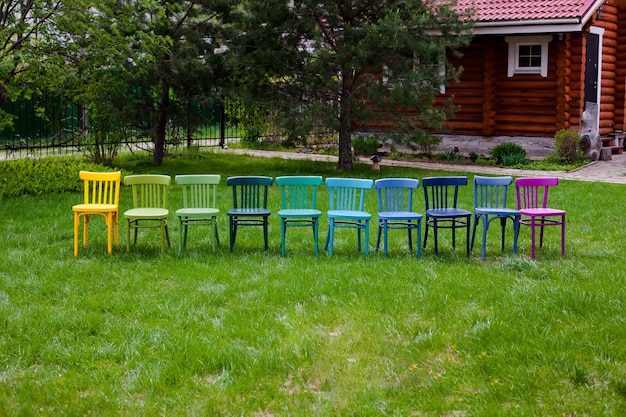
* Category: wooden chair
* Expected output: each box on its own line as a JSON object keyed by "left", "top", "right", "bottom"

{"left": 515, "top": 177, "right": 566, "bottom": 259}
{"left": 226, "top": 176, "right": 273, "bottom": 252}
{"left": 72, "top": 171, "right": 121, "bottom": 256}
{"left": 422, "top": 176, "right": 471, "bottom": 256}
{"left": 471, "top": 176, "right": 520, "bottom": 260}
{"left": 175, "top": 174, "right": 221, "bottom": 253}
{"left": 324, "top": 177, "right": 374, "bottom": 257}
{"left": 276, "top": 176, "right": 323, "bottom": 256}
{"left": 123, "top": 174, "right": 171, "bottom": 252}
{"left": 375, "top": 178, "right": 423, "bottom": 258}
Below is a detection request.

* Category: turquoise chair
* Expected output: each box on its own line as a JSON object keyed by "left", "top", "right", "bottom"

{"left": 422, "top": 176, "right": 471, "bottom": 256}
{"left": 324, "top": 177, "right": 374, "bottom": 257}
{"left": 175, "top": 174, "right": 221, "bottom": 253}
{"left": 276, "top": 176, "right": 323, "bottom": 256}
{"left": 471, "top": 176, "right": 520, "bottom": 260}
{"left": 226, "top": 176, "right": 273, "bottom": 252}
{"left": 375, "top": 178, "right": 423, "bottom": 258}
{"left": 123, "top": 174, "right": 171, "bottom": 252}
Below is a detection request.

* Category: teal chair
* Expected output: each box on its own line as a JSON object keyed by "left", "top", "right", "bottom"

{"left": 123, "top": 174, "right": 171, "bottom": 252}
{"left": 375, "top": 178, "right": 423, "bottom": 258}
{"left": 175, "top": 174, "right": 221, "bottom": 253}
{"left": 226, "top": 176, "right": 273, "bottom": 252}
{"left": 471, "top": 176, "right": 520, "bottom": 260}
{"left": 276, "top": 176, "right": 323, "bottom": 256}
{"left": 324, "top": 177, "right": 374, "bottom": 257}
{"left": 422, "top": 176, "right": 471, "bottom": 256}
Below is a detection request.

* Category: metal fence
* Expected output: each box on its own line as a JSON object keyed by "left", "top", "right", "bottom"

{"left": 0, "top": 96, "right": 242, "bottom": 160}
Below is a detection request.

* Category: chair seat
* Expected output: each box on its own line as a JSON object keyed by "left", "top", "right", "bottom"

{"left": 379, "top": 211, "right": 422, "bottom": 221}
{"left": 176, "top": 208, "right": 220, "bottom": 217}
{"left": 124, "top": 208, "right": 169, "bottom": 219}
{"left": 475, "top": 207, "right": 520, "bottom": 216}
{"left": 73, "top": 203, "right": 117, "bottom": 212}
{"left": 227, "top": 208, "right": 271, "bottom": 216}
{"left": 426, "top": 208, "right": 471, "bottom": 218}
{"left": 328, "top": 210, "right": 371, "bottom": 220}
{"left": 520, "top": 208, "right": 566, "bottom": 216}
{"left": 278, "top": 209, "right": 322, "bottom": 218}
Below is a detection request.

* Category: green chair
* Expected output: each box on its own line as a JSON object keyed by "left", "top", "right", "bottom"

{"left": 123, "top": 174, "right": 171, "bottom": 252}
{"left": 175, "top": 174, "right": 221, "bottom": 253}
{"left": 276, "top": 176, "right": 323, "bottom": 256}
{"left": 226, "top": 176, "right": 273, "bottom": 252}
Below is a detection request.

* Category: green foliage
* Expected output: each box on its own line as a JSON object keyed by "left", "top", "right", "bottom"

{"left": 554, "top": 128, "right": 584, "bottom": 163}
{"left": 0, "top": 158, "right": 126, "bottom": 199}
{"left": 490, "top": 142, "right": 528, "bottom": 166}
{"left": 352, "top": 136, "right": 382, "bottom": 156}
{"left": 226, "top": 100, "right": 271, "bottom": 146}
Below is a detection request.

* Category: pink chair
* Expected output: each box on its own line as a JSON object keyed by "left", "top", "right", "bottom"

{"left": 515, "top": 177, "right": 566, "bottom": 259}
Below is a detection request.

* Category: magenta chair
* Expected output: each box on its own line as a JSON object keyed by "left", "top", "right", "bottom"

{"left": 515, "top": 177, "right": 566, "bottom": 259}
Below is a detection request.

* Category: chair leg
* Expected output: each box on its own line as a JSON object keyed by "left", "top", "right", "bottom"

{"left": 530, "top": 217, "right": 536, "bottom": 259}
{"left": 423, "top": 221, "right": 429, "bottom": 249}
{"left": 539, "top": 216, "right": 546, "bottom": 248}
{"left": 452, "top": 220, "right": 456, "bottom": 250}
{"left": 470, "top": 214, "right": 480, "bottom": 253}
{"left": 83, "top": 214, "right": 90, "bottom": 247}
{"left": 229, "top": 217, "right": 236, "bottom": 252}
{"left": 375, "top": 223, "right": 382, "bottom": 252}
{"left": 466, "top": 218, "right": 470, "bottom": 257}
{"left": 211, "top": 218, "right": 217, "bottom": 253}
{"left": 313, "top": 218, "right": 319, "bottom": 256}
{"left": 106, "top": 213, "right": 113, "bottom": 255}
{"left": 74, "top": 212, "right": 80, "bottom": 256}
{"left": 178, "top": 217, "right": 184, "bottom": 253}
{"left": 383, "top": 220, "right": 388, "bottom": 257}
{"left": 561, "top": 215, "right": 566, "bottom": 256}
{"left": 357, "top": 223, "right": 362, "bottom": 252}
{"left": 500, "top": 217, "right": 507, "bottom": 252}
{"left": 407, "top": 222, "right": 413, "bottom": 251}
{"left": 281, "top": 219, "right": 287, "bottom": 257}
{"left": 416, "top": 221, "right": 422, "bottom": 259}
{"left": 513, "top": 216, "right": 520, "bottom": 255}
{"left": 433, "top": 219, "right": 439, "bottom": 255}
{"left": 325, "top": 220, "right": 334, "bottom": 256}
{"left": 364, "top": 220, "right": 370, "bottom": 257}
{"left": 263, "top": 218, "right": 269, "bottom": 252}
{"left": 126, "top": 219, "right": 132, "bottom": 251}
{"left": 481, "top": 217, "right": 488, "bottom": 261}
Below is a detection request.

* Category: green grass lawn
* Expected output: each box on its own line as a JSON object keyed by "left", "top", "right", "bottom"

{"left": 1, "top": 151, "right": 625, "bottom": 416}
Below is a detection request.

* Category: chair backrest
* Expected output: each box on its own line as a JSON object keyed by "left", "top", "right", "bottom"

{"left": 175, "top": 174, "right": 221, "bottom": 209}
{"left": 326, "top": 177, "right": 374, "bottom": 211}
{"left": 124, "top": 174, "right": 171, "bottom": 208}
{"left": 422, "top": 176, "right": 468, "bottom": 210}
{"left": 515, "top": 177, "right": 559, "bottom": 210}
{"left": 474, "top": 176, "right": 513, "bottom": 209}
{"left": 375, "top": 178, "right": 419, "bottom": 213}
{"left": 276, "top": 176, "right": 323, "bottom": 210}
{"left": 226, "top": 176, "right": 273, "bottom": 209}
{"left": 79, "top": 171, "right": 121, "bottom": 206}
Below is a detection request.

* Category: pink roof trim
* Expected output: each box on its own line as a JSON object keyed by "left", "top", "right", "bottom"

{"left": 455, "top": 0, "right": 600, "bottom": 23}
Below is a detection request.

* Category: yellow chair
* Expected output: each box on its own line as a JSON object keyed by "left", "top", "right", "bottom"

{"left": 72, "top": 171, "right": 121, "bottom": 256}
{"left": 123, "top": 174, "right": 171, "bottom": 252}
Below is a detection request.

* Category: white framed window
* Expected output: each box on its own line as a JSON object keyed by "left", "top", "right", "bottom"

{"left": 505, "top": 35, "right": 552, "bottom": 77}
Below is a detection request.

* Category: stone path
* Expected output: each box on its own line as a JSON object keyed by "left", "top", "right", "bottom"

{"left": 219, "top": 148, "right": 626, "bottom": 185}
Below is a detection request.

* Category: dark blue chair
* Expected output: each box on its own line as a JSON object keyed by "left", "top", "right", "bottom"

{"left": 226, "top": 176, "right": 273, "bottom": 252}
{"left": 422, "top": 176, "right": 471, "bottom": 256}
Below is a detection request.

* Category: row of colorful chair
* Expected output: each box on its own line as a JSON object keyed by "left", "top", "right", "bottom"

{"left": 72, "top": 172, "right": 566, "bottom": 260}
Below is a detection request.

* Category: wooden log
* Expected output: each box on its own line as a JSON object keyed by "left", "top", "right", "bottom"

{"left": 600, "top": 147, "right": 613, "bottom": 160}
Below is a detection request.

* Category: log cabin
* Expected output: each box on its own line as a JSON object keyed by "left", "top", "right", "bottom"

{"left": 436, "top": 0, "right": 626, "bottom": 159}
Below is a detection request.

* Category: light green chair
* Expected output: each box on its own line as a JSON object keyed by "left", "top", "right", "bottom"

{"left": 276, "top": 176, "right": 323, "bottom": 256}
{"left": 123, "top": 174, "right": 171, "bottom": 252}
{"left": 175, "top": 174, "right": 221, "bottom": 253}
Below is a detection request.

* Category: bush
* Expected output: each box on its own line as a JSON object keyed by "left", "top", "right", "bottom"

{"left": 352, "top": 136, "right": 382, "bottom": 156}
{"left": 490, "top": 142, "right": 527, "bottom": 165}
{"left": 0, "top": 158, "right": 126, "bottom": 199}
{"left": 554, "top": 128, "right": 584, "bottom": 163}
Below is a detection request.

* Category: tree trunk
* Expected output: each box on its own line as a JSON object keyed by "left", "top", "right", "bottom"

{"left": 153, "top": 56, "right": 171, "bottom": 166}
{"left": 337, "top": 69, "right": 354, "bottom": 170}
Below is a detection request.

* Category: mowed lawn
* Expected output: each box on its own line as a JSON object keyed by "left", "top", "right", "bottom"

{"left": 1, "top": 151, "right": 625, "bottom": 416}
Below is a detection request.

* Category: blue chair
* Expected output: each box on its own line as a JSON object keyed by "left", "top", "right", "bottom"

{"left": 422, "top": 176, "right": 471, "bottom": 256}
{"left": 471, "top": 176, "right": 520, "bottom": 260}
{"left": 175, "top": 174, "right": 221, "bottom": 253}
{"left": 324, "top": 178, "right": 374, "bottom": 256}
{"left": 226, "top": 176, "right": 273, "bottom": 252}
{"left": 375, "top": 178, "right": 423, "bottom": 258}
{"left": 276, "top": 176, "right": 323, "bottom": 256}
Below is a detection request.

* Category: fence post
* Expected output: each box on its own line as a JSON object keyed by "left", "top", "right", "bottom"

{"left": 219, "top": 99, "right": 226, "bottom": 148}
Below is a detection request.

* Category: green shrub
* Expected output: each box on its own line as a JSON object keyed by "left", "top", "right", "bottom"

{"left": 490, "top": 142, "right": 527, "bottom": 165}
{"left": 501, "top": 152, "right": 530, "bottom": 167}
{"left": 554, "top": 128, "right": 584, "bottom": 163}
{"left": 352, "top": 136, "right": 382, "bottom": 156}
{"left": 0, "top": 158, "right": 126, "bottom": 199}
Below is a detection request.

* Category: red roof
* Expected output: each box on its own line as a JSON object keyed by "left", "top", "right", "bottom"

{"left": 455, "top": 0, "right": 601, "bottom": 23}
